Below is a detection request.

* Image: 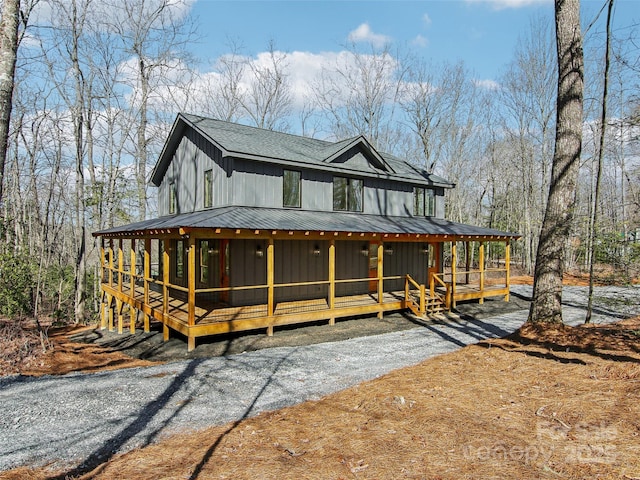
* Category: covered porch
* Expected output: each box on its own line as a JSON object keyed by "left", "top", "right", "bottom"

{"left": 96, "top": 220, "right": 516, "bottom": 351}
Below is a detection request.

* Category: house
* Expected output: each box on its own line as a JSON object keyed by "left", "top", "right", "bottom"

{"left": 93, "top": 113, "right": 519, "bottom": 351}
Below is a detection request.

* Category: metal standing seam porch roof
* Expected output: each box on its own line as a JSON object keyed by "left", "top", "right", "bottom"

{"left": 93, "top": 206, "right": 520, "bottom": 239}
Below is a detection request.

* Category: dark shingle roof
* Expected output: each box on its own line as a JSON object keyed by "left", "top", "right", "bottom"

{"left": 150, "top": 113, "right": 453, "bottom": 188}
{"left": 94, "top": 206, "right": 519, "bottom": 239}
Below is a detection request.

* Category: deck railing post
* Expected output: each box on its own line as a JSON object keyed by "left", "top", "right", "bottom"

{"left": 129, "top": 239, "right": 136, "bottom": 333}
{"left": 187, "top": 235, "right": 196, "bottom": 327}
{"left": 117, "top": 239, "right": 124, "bottom": 296}
{"left": 328, "top": 239, "right": 335, "bottom": 325}
{"left": 479, "top": 242, "right": 485, "bottom": 305}
{"left": 162, "top": 237, "right": 170, "bottom": 341}
{"left": 377, "top": 243, "right": 384, "bottom": 319}
{"left": 465, "top": 241, "right": 471, "bottom": 285}
{"left": 451, "top": 241, "right": 457, "bottom": 308}
{"left": 143, "top": 238, "right": 151, "bottom": 332}
{"left": 505, "top": 240, "right": 511, "bottom": 302}
{"left": 419, "top": 284, "right": 426, "bottom": 315}
{"left": 108, "top": 239, "right": 114, "bottom": 287}
{"left": 267, "top": 238, "right": 275, "bottom": 335}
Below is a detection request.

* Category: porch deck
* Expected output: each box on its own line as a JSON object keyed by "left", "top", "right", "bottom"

{"left": 100, "top": 272, "right": 510, "bottom": 351}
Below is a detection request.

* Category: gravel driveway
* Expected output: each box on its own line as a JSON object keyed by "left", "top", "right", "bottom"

{"left": 1, "top": 285, "right": 638, "bottom": 475}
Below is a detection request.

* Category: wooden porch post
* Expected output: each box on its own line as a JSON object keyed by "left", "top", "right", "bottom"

{"left": 328, "top": 239, "right": 335, "bottom": 325}
{"left": 266, "top": 238, "right": 275, "bottom": 336}
{"left": 100, "top": 239, "right": 106, "bottom": 329}
{"left": 505, "top": 240, "right": 511, "bottom": 302}
{"left": 377, "top": 242, "right": 384, "bottom": 319}
{"left": 108, "top": 239, "right": 114, "bottom": 288}
{"left": 129, "top": 239, "right": 137, "bottom": 334}
{"left": 479, "top": 242, "right": 485, "bottom": 305}
{"left": 451, "top": 241, "right": 457, "bottom": 309}
{"left": 116, "top": 298, "right": 123, "bottom": 334}
{"left": 107, "top": 293, "right": 114, "bottom": 331}
{"left": 187, "top": 235, "right": 196, "bottom": 351}
{"left": 118, "top": 239, "right": 124, "bottom": 295}
{"left": 162, "top": 237, "right": 170, "bottom": 342}
{"left": 465, "top": 241, "right": 471, "bottom": 285}
{"left": 143, "top": 238, "right": 151, "bottom": 332}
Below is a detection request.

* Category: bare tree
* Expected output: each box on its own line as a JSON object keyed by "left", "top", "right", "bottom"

{"left": 585, "top": 0, "right": 614, "bottom": 323}
{"left": 528, "top": 0, "right": 584, "bottom": 324}
{"left": 499, "top": 15, "right": 557, "bottom": 273}
{"left": 240, "top": 41, "right": 292, "bottom": 131}
{"left": 314, "top": 43, "right": 404, "bottom": 150}
{"left": 0, "top": 0, "right": 33, "bottom": 210}
{"left": 106, "top": 0, "right": 197, "bottom": 221}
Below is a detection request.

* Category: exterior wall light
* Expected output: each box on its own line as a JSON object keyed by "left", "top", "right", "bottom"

{"left": 208, "top": 248, "right": 220, "bottom": 255}
{"left": 361, "top": 246, "right": 369, "bottom": 257}
{"left": 255, "top": 245, "right": 264, "bottom": 258}
{"left": 421, "top": 245, "right": 430, "bottom": 255}
{"left": 384, "top": 245, "right": 393, "bottom": 255}
{"left": 313, "top": 245, "right": 321, "bottom": 256}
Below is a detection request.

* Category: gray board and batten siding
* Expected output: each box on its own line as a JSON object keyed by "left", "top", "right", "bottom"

{"left": 154, "top": 114, "right": 451, "bottom": 218}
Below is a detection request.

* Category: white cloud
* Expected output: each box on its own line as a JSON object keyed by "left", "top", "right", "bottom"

{"left": 347, "top": 23, "right": 391, "bottom": 48}
{"left": 423, "top": 13, "right": 433, "bottom": 26}
{"left": 465, "top": 0, "right": 550, "bottom": 9}
{"left": 412, "top": 35, "right": 429, "bottom": 48}
{"left": 474, "top": 79, "right": 500, "bottom": 90}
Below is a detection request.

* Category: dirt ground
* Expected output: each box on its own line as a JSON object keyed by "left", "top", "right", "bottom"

{"left": 2, "top": 276, "right": 640, "bottom": 479}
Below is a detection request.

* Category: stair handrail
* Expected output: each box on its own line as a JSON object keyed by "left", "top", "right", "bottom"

{"left": 431, "top": 273, "right": 452, "bottom": 310}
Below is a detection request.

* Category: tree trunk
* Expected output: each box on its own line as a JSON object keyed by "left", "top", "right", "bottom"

{"left": 585, "top": 0, "right": 614, "bottom": 324}
{"left": 0, "top": 0, "right": 20, "bottom": 207}
{"left": 528, "top": 0, "right": 584, "bottom": 324}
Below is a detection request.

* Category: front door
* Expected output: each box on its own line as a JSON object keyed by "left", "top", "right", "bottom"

{"left": 427, "top": 243, "right": 441, "bottom": 286}
{"left": 368, "top": 241, "right": 379, "bottom": 292}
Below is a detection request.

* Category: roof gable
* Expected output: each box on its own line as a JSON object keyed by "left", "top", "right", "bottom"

{"left": 323, "top": 136, "right": 395, "bottom": 174}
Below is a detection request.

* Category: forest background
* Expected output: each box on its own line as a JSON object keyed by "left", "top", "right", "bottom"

{"left": 0, "top": 0, "right": 638, "bottom": 325}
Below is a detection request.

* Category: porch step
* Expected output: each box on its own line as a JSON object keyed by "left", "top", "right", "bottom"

{"left": 406, "top": 291, "right": 447, "bottom": 318}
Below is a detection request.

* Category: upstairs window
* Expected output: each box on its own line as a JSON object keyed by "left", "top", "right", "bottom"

{"left": 169, "top": 181, "right": 177, "bottom": 214}
{"left": 414, "top": 187, "right": 435, "bottom": 217}
{"left": 204, "top": 169, "right": 213, "bottom": 208}
{"left": 333, "top": 176, "right": 363, "bottom": 212}
{"left": 283, "top": 169, "right": 301, "bottom": 208}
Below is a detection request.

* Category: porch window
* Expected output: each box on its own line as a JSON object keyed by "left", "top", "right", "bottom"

{"left": 204, "top": 169, "right": 213, "bottom": 208}
{"left": 283, "top": 169, "right": 301, "bottom": 208}
{"left": 333, "top": 176, "right": 363, "bottom": 212}
{"left": 169, "top": 182, "right": 177, "bottom": 214}
{"left": 176, "top": 240, "right": 184, "bottom": 279}
{"left": 199, "top": 240, "right": 210, "bottom": 284}
{"left": 414, "top": 187, "right": 435, "bottom": 217}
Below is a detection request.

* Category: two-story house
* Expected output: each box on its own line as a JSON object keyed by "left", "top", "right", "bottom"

{"left": 94, "top": 113, "right": 519, "bottom": 351}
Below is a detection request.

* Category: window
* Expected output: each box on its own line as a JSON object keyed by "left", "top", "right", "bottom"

{"left": 169, "top": 182, "right": 177, "bottom": 214}
{"left": 414, "top": 187, "right": 425, "bottom": 216}
{"left": 283, "top": 170, "right": 301, "bottom": 208}
{"left": 204, "top": 169, "right": 213, "bottom": 208}
{"left": 199, "top": 240, "right": 209, "bottom": 284}
{"left": 413, "top": 187, "right": 435, "bottom": 217}
{"left": 175, "top": 240, "right": 184, "bottom": 279}
{"left": 333, "top": 176, "right": 363, "bottom": 212}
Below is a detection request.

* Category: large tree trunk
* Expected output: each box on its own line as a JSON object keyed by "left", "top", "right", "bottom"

{"left": 528, "top": 0, "right": 584, "bottom": 324}
{"left": 0, "top": 0, "right": 20, "bottom": 207}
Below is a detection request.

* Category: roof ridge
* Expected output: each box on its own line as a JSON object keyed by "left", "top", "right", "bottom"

{"left": 181, "top": 112, "right": 336, "bottom": 147}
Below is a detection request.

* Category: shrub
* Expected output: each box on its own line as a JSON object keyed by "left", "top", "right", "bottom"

{"left": 0, "top": 252, "right": 34, "bottom": 317}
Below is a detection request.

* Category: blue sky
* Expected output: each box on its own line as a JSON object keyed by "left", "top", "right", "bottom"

{"left": 189, "top": 0, "right": 638, "bottom": 84}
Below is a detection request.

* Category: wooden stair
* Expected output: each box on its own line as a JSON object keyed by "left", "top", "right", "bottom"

{"left": 405, "top": 290, "right": 447, "bottom": 318}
